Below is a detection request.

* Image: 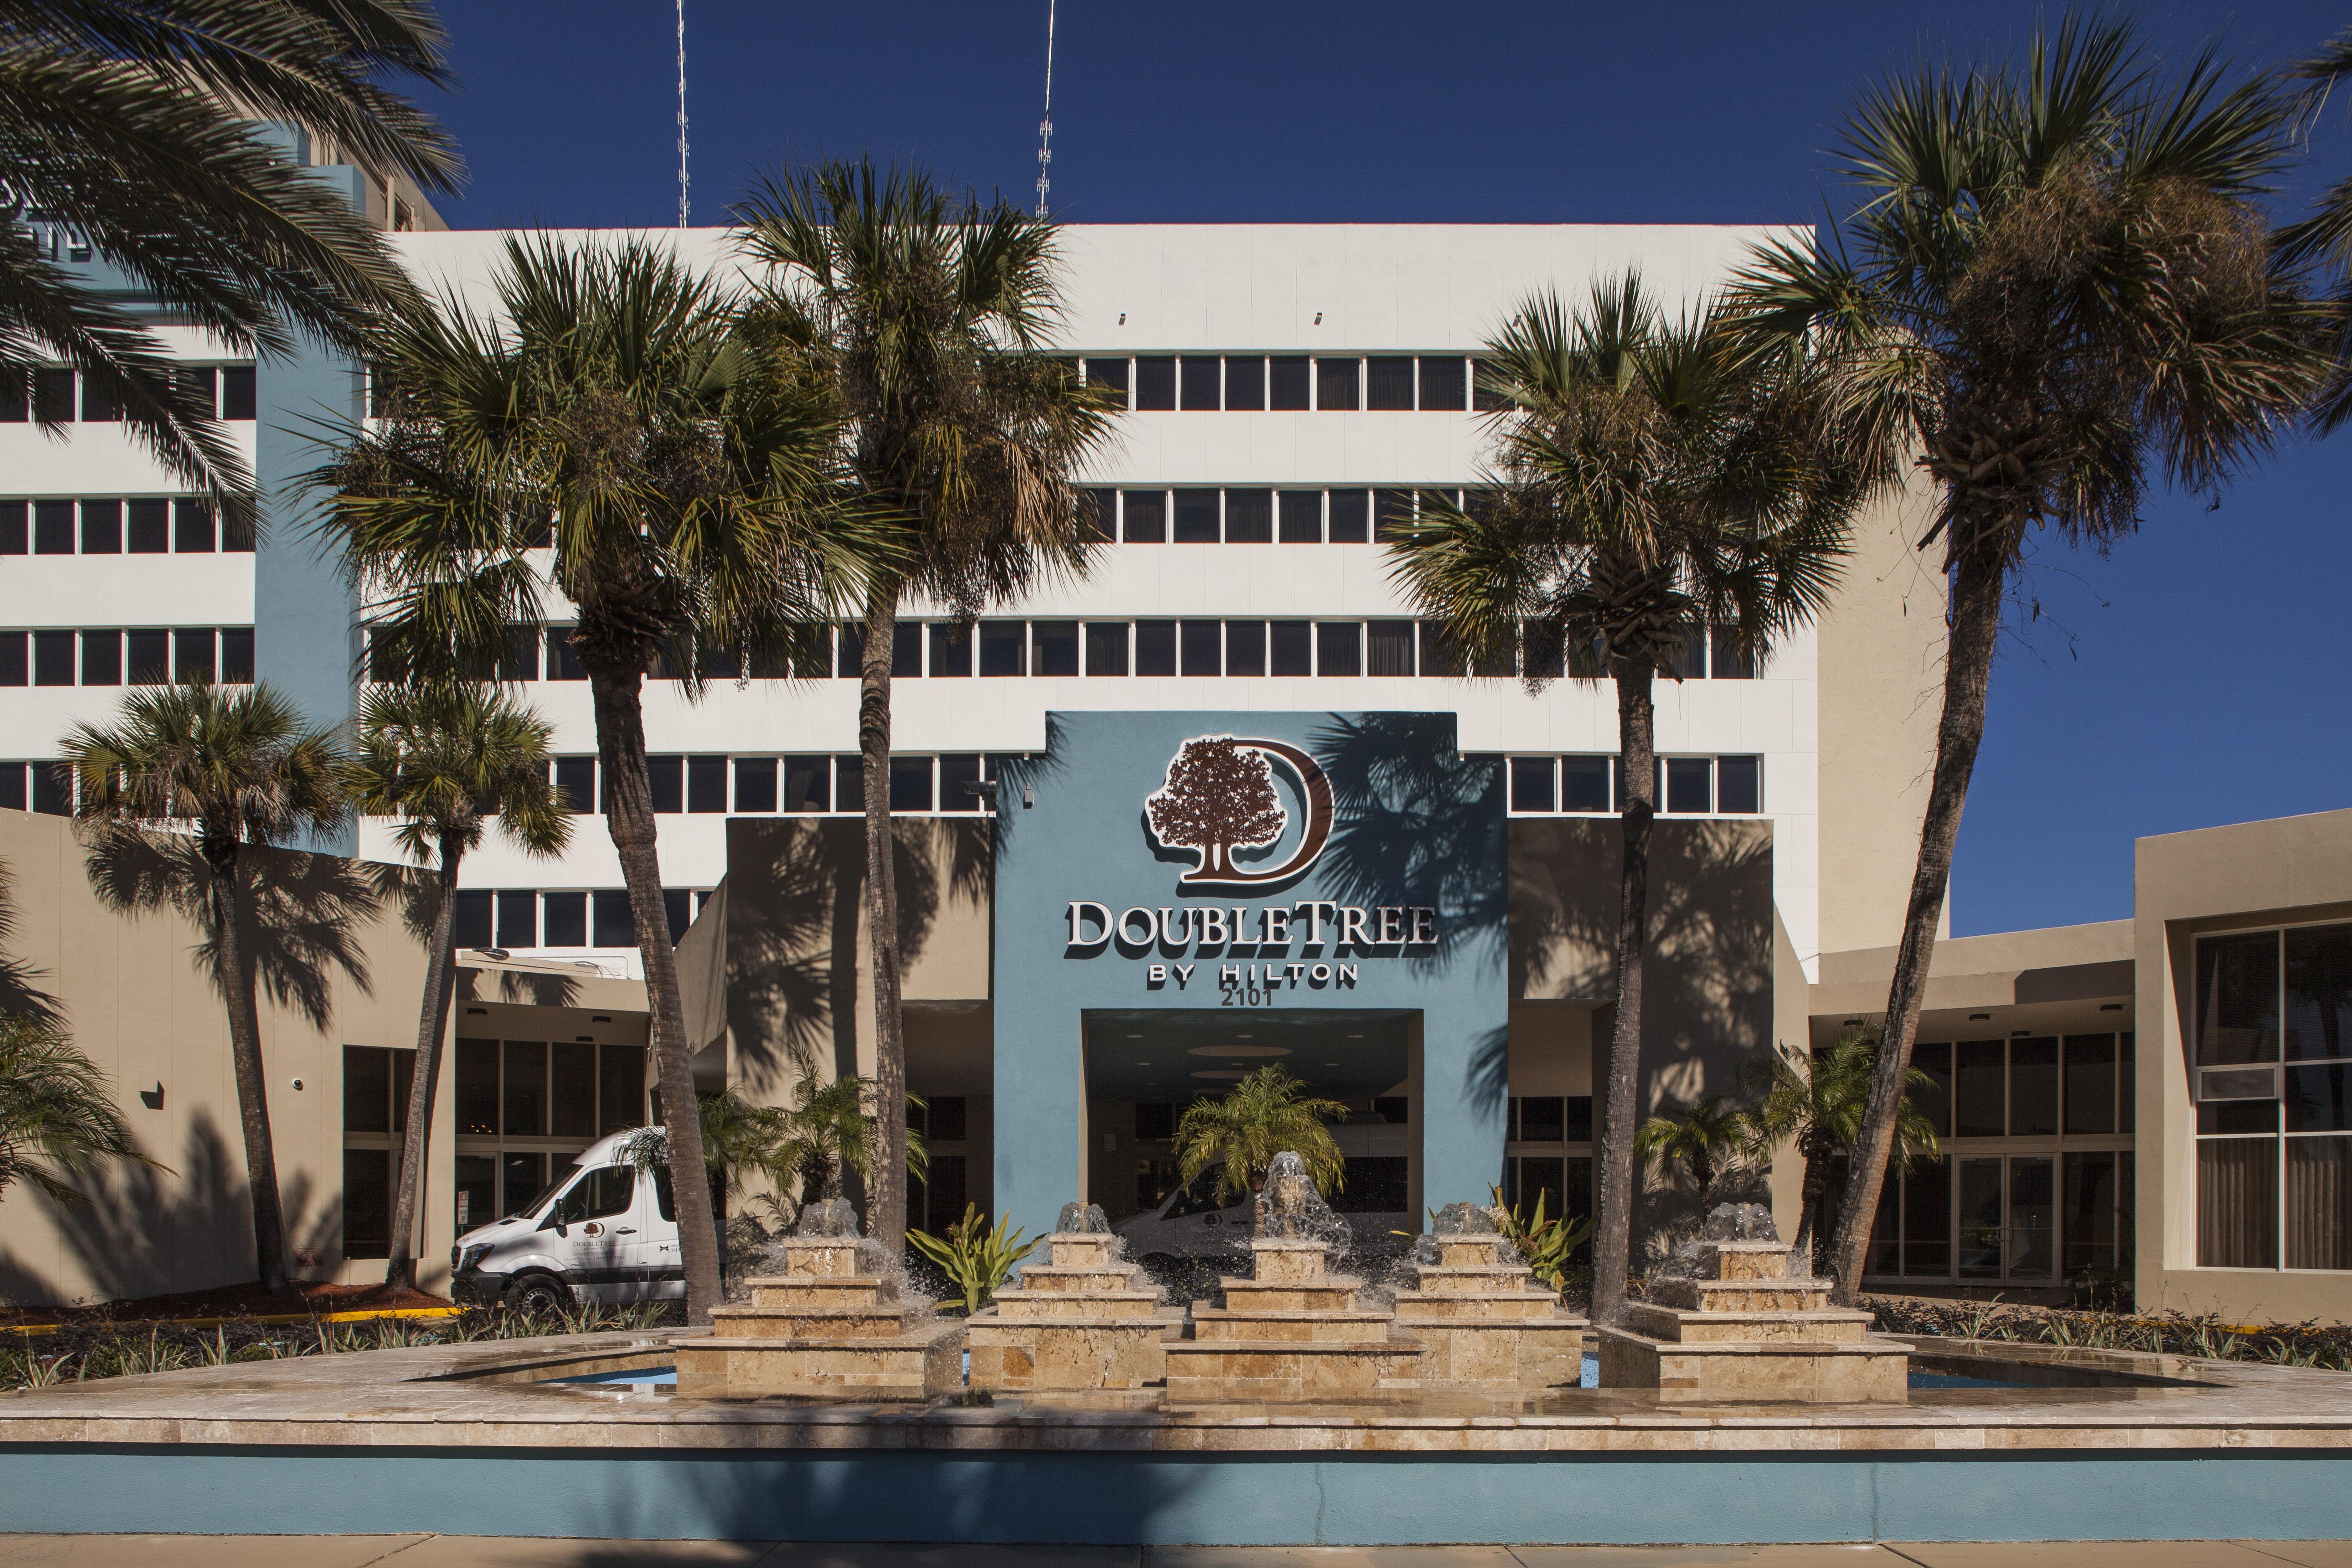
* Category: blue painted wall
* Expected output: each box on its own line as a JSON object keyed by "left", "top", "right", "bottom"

{"left": 989, "top": 711, "right": 1508, "bottom": 1240}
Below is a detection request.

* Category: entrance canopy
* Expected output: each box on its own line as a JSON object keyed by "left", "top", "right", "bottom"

{"left": 1083, "top": 1008, "right": 1412, "bottom": 1104}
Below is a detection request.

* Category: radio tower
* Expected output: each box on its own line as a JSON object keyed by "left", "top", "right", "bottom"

{"left": 1034, "top": 0, "right": 1055, "bottom": 217}
{"left": 675, "top": 0, "right": 691, "bottom": 227}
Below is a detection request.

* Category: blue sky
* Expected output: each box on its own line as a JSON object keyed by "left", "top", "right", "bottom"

{"left": 420, "top": 2, "right": 2352, "bottom": 938}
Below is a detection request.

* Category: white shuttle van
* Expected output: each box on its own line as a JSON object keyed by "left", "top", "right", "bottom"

{"left": 449, "top": 1128, "right": 685, "bottom": 1313}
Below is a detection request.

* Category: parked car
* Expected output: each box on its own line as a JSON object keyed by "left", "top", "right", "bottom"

{"left": 449, "top": 1129, "right": 683, "bottom": 1313}
{"left": 1112, "top": 1174, "right": 1408, "bottom": 1261}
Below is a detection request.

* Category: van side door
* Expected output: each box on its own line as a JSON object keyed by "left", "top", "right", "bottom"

{"left": 544, "top": 1165, "right": 639, "bottom": 1302}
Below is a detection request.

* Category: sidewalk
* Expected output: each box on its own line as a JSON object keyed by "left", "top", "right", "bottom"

{"left": 3, "top": 1540, "right": 2351, "bottom": 1566}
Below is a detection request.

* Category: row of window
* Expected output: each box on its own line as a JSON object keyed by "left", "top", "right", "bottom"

{"left": 485, "top": 619, "right": 1756, "bottom": 684}
{"left": 539, "top": 753, "right": 1010, "bottom": 819}
{"left": 1864, "top": 1150, "right": 2135, "bottom": 1283}
{"left": 1075, "top": 355, "right": 1499, "bottom": 414}
{"left": 0, "top": 365, "right": 256, "bottom": 424}
{"left": 1508, "top": 754, "right": 1765, "bottom": 817}
{"left": 0, "top": 498, "right": 250, "bottom": 555}
{"left": 0, "top": 627, "right": 254, "bottom": 688}
{"left": 1075, "top": 486, "right": 1479, "bottom": 545}
{"left": 452, "top": 887, "right": 715, "bottom": 952}
{"left": 1906, "top": 1034, "right": 2136, "bottom": 1141}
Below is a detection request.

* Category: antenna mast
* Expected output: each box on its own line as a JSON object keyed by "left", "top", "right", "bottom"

{"left": 675, "top": 0, "right": 691, "bottom": 227}
{"left": 1035, "top": 0, "right": 1055, "bottom": 217}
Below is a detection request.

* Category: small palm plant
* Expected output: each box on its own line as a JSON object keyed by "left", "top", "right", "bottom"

{"left": 1741, "top": 1030, "right": 1940, "bottom": 1275}
{"left": 64, "top": 680, "right": 346, "bottom": 1293}
{"left": 345, "top": 683, "right": 571, "bottom": 1290}
{"left": 0, "top": 1015, "right": 162, "bottom": 1204}
{"left": 1173, "top": 1065, "right": 1349, "bottom": 1207}
{"left": 1633, "top": 1095, "right": 1752, "bottom": 1200}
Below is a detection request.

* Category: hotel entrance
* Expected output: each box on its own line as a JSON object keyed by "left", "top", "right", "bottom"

{"left": 1080, "top": 1008, "right": 1419, "bottom": 1228}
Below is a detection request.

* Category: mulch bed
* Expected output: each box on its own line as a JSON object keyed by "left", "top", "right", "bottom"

{"left": 2, "top": 1278, "right": 451, "bottom": 1327}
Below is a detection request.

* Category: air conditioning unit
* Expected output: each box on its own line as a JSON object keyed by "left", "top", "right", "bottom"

{"left": 2196, "top": 1064, "right": 2281, "bottom": 1102}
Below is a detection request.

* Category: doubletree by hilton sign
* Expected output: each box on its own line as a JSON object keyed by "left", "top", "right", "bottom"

{"left": 1064, "top": 735, "right": 1442, "bottom": 1003}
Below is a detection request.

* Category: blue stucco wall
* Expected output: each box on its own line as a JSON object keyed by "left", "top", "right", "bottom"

{"left": 988, "top": 711, "right": 1508, "bottom": 1240}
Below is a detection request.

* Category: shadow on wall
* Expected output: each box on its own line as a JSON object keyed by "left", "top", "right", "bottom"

{"left": 0, "top": 854, "right": 61, "bottom": 1026}
{"left": 0, "top": 1110, "right": 344, "bottom": 1308}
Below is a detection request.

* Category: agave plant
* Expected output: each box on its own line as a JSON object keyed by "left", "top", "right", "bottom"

{"left": 909, "top": 1204, "right": 1043, "bottom": 1316}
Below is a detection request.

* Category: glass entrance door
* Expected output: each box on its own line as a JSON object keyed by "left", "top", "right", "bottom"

{"left": 2007, "top": 1156, "right": 2056, "bottom": 1281}
{"left": 1957, "top": 1157, "right": 2004, "bottom": 1279}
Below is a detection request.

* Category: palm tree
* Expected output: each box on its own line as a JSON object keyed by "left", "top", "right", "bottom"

{"left": 1387, "top": 275, "right": 1877, "bottom": 1323}
{"left": 2282, "top": 26, "right": 2352, "bottom": 430}
{"left": 1722, "top": 17, "right": 2333, "bottom": 1304}
{"left": 63, "top": 679, "right": 346, "bottom": 1292}
{"left": 732, "top": 157, "right": 1119, "bottom": 1249}
{"left": 312, "top": 234, "right": 878, "bottom": 1323}
{"left": 0, "top": 0, "right": 460, "bottom": 499}
{"left": 1633, "top": 1095, "right": 1750, "bottom": 1201}
{"left": 345, "top": 683, "right": 570, "bottom": 1291}
{"left": 0, "top": 1015, "right": 162, "bottom": 1204}
{"left": 1742, "top": 1031, "right": 1939, "bottom": 1276}
{"left": 1173, "top": 1065, "right": 1350, "bottom": 1207}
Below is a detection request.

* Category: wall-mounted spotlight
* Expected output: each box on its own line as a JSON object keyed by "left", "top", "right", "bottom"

{"left": 1117, "top": 311, "right": 1126, "bottom": 325}
{"left": 1969, "top": 1013, "right": 1991, "bottom": 1021}
{"left": 1313, "top": 311, "right": 1323, "bottom": 324}
{"left": 2100, "top": 1003, "right": 2125, "bottom": 1012}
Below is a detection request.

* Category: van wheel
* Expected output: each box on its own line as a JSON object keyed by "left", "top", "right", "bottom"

{"left": 507, "top": 1272, "right": 571, "bottom": 1318}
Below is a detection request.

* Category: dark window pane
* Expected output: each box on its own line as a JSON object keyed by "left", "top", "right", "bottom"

{"left": 80, "top": 373, "right": 121, "bottom": 423}
{"left": 2286, "top": 1136, "right": 2352, "bottom": 1269}
{"left": 1373, "top": 488, "right": 1413, "bottom": 542}
{"left": 80, "top": 630, "right": 120, "bottom": 686}
{"left": 1134, "top": 356, "right": 1176, "bottom": 410}
{"left": 927, "top": 622, "right": 971, "bottom": 677}
{"left": 939, "top": 753, "right": 983, "bottom": 812}
{"left": 2288, "top": 1063, "right": 2352, "bottom": 1132}
{"left": 31, "top": 762, "right": 69, "bottom": 816}
{"left": 125, "top": 629, "right": 165, "bottom": 684}
{"left": 1418, "top": 622, "right": 1467, "bottom": 678}
{"left": 1316, "top": 622, "right": 1361, "bottom": 676}
{"left": 1224, "top": 356, "right": 1265, "bottom": 410}
{"left": 1172, "top": 489, "right": 1220, "bottom": 543}
{"left": 1957, "top": 1157, "right": 2003, "bottom": 1278}
{"left": 889, "top": 756, "right": 934, "bottom": 811}
{"left": 600, "top": 1044, "right": 647, "bottom": 1135}
{"left": 503, "top": 1041, "right": 547, "bottom": 1136}
{"left": 2200, "top": 1099, "right": 2279, "bottom": 1134}
{"left": 980, "top": 621, "right": 1026, "bottom": 676}
{"left": 2120, "top": 1034, "right": 2136, "bottom": 1135}
{"left": 686, "top": 754, "right": 725, "bottom": 813}
{"left": 1081, "top": 488, "right": 1115, "bottom": 544}
{"left": 1270, "top": 620, "right": 1312, "bottom": 676}
{"left": 1418, "top": 356, "right": 1467, "bottom": 410}
{"left": 0, "top": 373, "right": 23, "bottom": 421}
{"left": 1514, "top": 1096, "right": 1565, "bottom": 1142}
{"left": 663, "top": 888, "right": 692, "bottom": 941}
{"left": 592, "top": 890, "right": 635, "bottom": 946}
{"left": 1328, "top": 489, "right": 1370, "bottom": 544}
{"left": 1955, "top": 1039, "right": 2005, "bottom": 1138}
{"left": 1717, "top": 755, "right": 1761, "bottom": 814}
{"left": 495, "top": 889, "right": 536, "bottom": 947}
{"left": 550, "top": 1042, "right": 598, "bottom": 1139}
{"left": 544, "top": 627, "right": 585, "bottom": 681}
{"left": 1565, "top": 1098, "right": 1594, "bottom": 1142}
{"left": 453, "top": 890, "right": 493, "bottom": 949}
{"left": 2199, "top": 931, "right": 2281, "bottom": 1064}
{"left": 500, "top": 1153, "right": 546, "bottom": 1219}
{"left": 0, "top": 764, "right": 23, "bottom": 810}
{"left": 1367, "top": 620, "right": 1415, "bottom": 677}
{"left": 2286, "top": 924, "right": 2352, "bottom": 1061}
{"left": 835, "top": 622, "right": 864, "bottom": 678}
{"left": 1664, "top": 756, "right": 1712, "bottom": 813}
{"left": 2010, "top": 1037, "right": 2058, "bottom": 1136}
{"left": 1122, "top": 490, "right": 1165, "bottom": 544}
{"left": 552, "top": 756, "right": 595, "bottom": 814}
{"left": 1032, "top": 620, "right": 1078, "bottom": 676}
{"left": 541, "top": 891, "right": 587, "bottom": 946}
{"left": 34, "top": 500, "right": 73, "bottom": 554}
{"left": 1910, "top": 1041, "right": 1953, "bottom": 1139}
{"left": 33, "top": 368, "right": 74, "bottom": 423}
{"left": 1277, "top": 490, "right": 1321, "bottom": 542}
{"left": 734, "top": 757, "right": 777, "bottom": 813}
{"left": 1224, "top": 488, "right": 1272, "bottom": 542}
{"left": 1084, "top": 622, "right": 1128, "bottom": 676}
{"left": 782, "top": 755, "right": 829, "bottom": 812}
{"left": 1134, "top": 619, "right": 1176, "bottom": 676}
{"left": 173, "top": 627, "right": 214, "bottom": 682}
{"left": 1471, "top": 357, "right": 1505, "bottom": 411}
{"left": 835, "top": 755, "right": 863, "bottom": 811}
{"left": 1315, "top": 357, "right": 1359, "bottom": 410}
{"left": 1180, "top": 620, "right": 1221, "bottom": 676}
{"left": 173, "top": 498, "right": 214, "bottom": 553}
{"left": 32, "top": 630, "right": 72, "bottom": 686}
{"left": 1510, "top": 758, "right": 1556, "bottom": 812}
{"left": 1366, "top": 356, "right": 1414, "bottom": 410}
{"left": 1521, "top": 622, "right": 1566, "bottom": 680}
{"left": 1083, "top": 358, "right": 1129, "bottom": 405}
{"left": 2063, "top": 1034, "right": 2116, "bottom": 1135}
{"left": 1225, "top": 620, "right": 1265, "bottom": 677}
{"left": 1179, "top": 356, "right": 1220, "bottom": 410}
{"left": 127, "top": 499, "right": 167, "bottom": 553}
{"left": 1904, "top": 1158, "right": 1952, "bottom": 1276}
{"left": 342, "top": 1148, "right": 390, "bottom": 1259}
{"left": 80, "top": 499, "right": 120, "bottom": 554}
{"left": 646, "top": 755, "right": 683, "bottom": 813}
{"left": 220, "top": 365, "right": 257, "bottom": 420}
{"left": 344, "top": 1044, "right": 392, "bottom": 1135}
{"left": 0, "top": 501, "right": 22, "bottom": 553}
{"left": 1710, "top": 625, "right": 1755, "bottom": 679}
{"left": 1269, "top": 356, "right": 1310, "bottom": 410}
{"left": 2060, "top": 1150, "right": 2115, "bottom": 1277}
{"left": 1561, "top": 756, "right": 1610, "bottom": 812}
{"left": 2198, "top": 1135, "right": 2279, "bottom": 1269}
{"left": 178, "top": 365, "right": 218, "bottom": 418}
{"left": 892, "top": 621, "right": 921, "bottom": 678}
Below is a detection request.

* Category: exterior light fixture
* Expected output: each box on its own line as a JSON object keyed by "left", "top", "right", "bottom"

{"left": 465, "top": 1007, "right": 487, "bottom": 1015}
{"left": 1313, "top": 311, "right": 1323, "bottom": 324}
{"left": 2100, "top": 1003, "right": 2124, "bottom": 1012}
{"left": 481, "top": 948, "right": 509, "bottom": 960}
{"left": 2012, "top": 1030, "right": 2031, "bottom": 1038}
{"left": 289, "top": 1078, "right": 303, "bottom": 1091}
{"left": 592, "top": 1015, "right": 611, "bottom": 1023}
{"left": 576, "top": 1035, "right": 594, "bottom": 1043}
{"left": 1969, "top": 1013, "right": 1991, "bottom": 1021}
{"left": 1117, "top": 312, "right": 1126, "bottom": 325}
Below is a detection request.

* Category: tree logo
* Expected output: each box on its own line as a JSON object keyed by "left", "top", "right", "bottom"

{"left": 1145, "top": 735, "right": 1333, "bottom": 887}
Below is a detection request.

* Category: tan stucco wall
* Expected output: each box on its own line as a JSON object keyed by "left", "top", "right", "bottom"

{"left": 1810, "top": 919, "right": 2136, "bottom": 1047}
{"left": 2137, "top": 808, "right": 2352, "bottom": 1323}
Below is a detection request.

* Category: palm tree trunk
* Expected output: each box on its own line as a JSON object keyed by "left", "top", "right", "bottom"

{"left": 589, "top": 666, "right": 724, "bottom": 1323}
{"left": 1792, "top": 1140, "right": 1826, "bottom": 1277}
{"left": 1592, "top": 657, "right": 1657, "bottom": 1325}
{"left": 384, "top": 838, "right": 461, "bottom": 1292}
{"left": 1823, "top": 529, "right": 2006, "bottom": 1305}
{"left": 859, "top": 580, "right": 910, "bottom": 1251}
{"left": 209, "top": 852, "right": 289, "bottom": 1296}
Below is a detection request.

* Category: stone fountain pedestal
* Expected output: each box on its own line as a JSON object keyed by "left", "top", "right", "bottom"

{"left": 674, "top": 1235, "right": 964, "bottom": 1401}
{"left": 1595, "top": 1211, "right": 1907, "bottom": 1403}
{"left": 1162, "top": 1238, "right": 1424, "bottom": 1402}
{"left": 1390, "top": 1228, "right": 1588, "bottom": 1389}
{"left": 966, "top": 1228, "right": 1179, "bottom": 1393}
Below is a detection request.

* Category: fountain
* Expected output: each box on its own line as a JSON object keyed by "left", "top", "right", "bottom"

{"left": 673, "top": 1198, "right": 965, "bottom": 1400}
{"left": 1161, "top": 1153, "right": 1426, "bottom": 1401}
{"left": 965, "top": 1202, "right": 1181, "bottom": 1392}
{"left": 1388, "top": 1202, "right": 1587, "bottom": 1388}
{"left": 1595, "top": 1202, "right": 1909, "bottom": 1402}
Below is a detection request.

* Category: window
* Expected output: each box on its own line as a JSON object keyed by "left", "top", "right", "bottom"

{"left": 980, "top": 621, "right": 1026, "bottom": 676}
{"left": 34, "top": 501, "right": 72, "bottom": 555}
{"left": 0, "top": 502, "right": 21, "bottom": 553}
{"left": 663, "top": 889, "right": 692, "bottom": 942}
{"left": 1225, "top": 620, "right": 1265, "bottom": 677}
{"left": 647, "top": 755, "right": 683, "bottom": 813}
{"left": 552, "top": 756, "right": 596, "bottom": 815}
{"left": 1033, "top": 620, "right": 1078, "bottom": 676}
{"left": 1180, "top": 621, "right": 1221, "bottom": 676}
{"left": 686, "top": 755, "right": 726, "bottom": 813}
{"left": 173, "top": 628, "right": 214, "bottom": 682}
{"left": 1084, "top": 621, "right": 1128, "bottom": 676}
{"left": 80, "top": 500, "right": 120, "bottom": 554}
{"left": 1316, "top": 622, "right": 1362, "bottom": 677}
{"left": 126, "top": 629, "right": 166, "bottom": 684}
{"left": 550, "top": 1166, "right": 634, "bottom": 1227}
{"left": 1179, "top": 356, "right": 1220, "bottom": 410}
{"left": 1225, "top": 357, "right": 1265, "bottom": 410}
{"left": 890, "top": 756, "right": 934, "bottom": 811}
{"left": 730, "top": 757, "right": 777, "bottom": 813}
{"left": 1172, "top": 489, "right": 1219, "bottom": 543}
{"left": 0, "top": 374, "right": 23, "bottom": 423}
{"left": 80, "top": 374, "right": 120, "bottom": 423}
{"left": 1663, "top": 757, "right": 1712, "bottom": 814}
{"left": 1327, "top": 490, "right": 1370, "bottom": 544}
{"left": 2010, "top": 1037, "right": 2058, "bottom": 1137}
{"left": 1472, "top": 357, "right": 1506, "bottom": 411}
{"left": 542, "top": 891, "right": 588, "bottom": 946}
{"left": 1717, "top": 755, "right": 1761, "bottom": 814}
{"left": 219, "top": 628, "right": 254, "bottom": 683}
{"left": 1081, "top": 489, "right": 1116, "bottom": 544}
{"left": 81, "top": 630, "right": 120, "bottom": 686}
{"left": 1561, "top": 756, "right": 1610, "bottom": 812}
{"left": 928, "top": 622, "right": 971, "bottom": 677}
{"left": 33, "top": 369, "right": 74, "bottom": 423}
{"left": 1418, "top": 356, "right": 1467, "bottom": 411}
{"left": 1277, "top": 490, "right": 1322, "bottom": 543}
{"left": 1134, "top": 356, "right": 1176, "bottom": 411}
{"left": 1510, "top": 1096, "right": 1567, "bottom": 1142}
{"left": 31, "top": 761, "right": 69, "bottom": 816}
{"left": 454, "top": 890, "right": 494, "bottom": 949}
{"left": 939, "top": 753, "right": 983, "bottom": 812}
{"left": 1510, "top": 758, "right": 1556, "bottom": 813}
{"left": 1269, "top": 356, "right": 1310, "bottom": 410}
{"left": 1710, "top": 625, "right": 1755, "bottom": 678}
{"left": 1224, "top": 489, "right": 1272, "bottom": 542}
{"left": 1083, "top": 358, "right": 1129, "bottom": 407}
{"left": 221, "top": 365, "right": 257, "bottom": 421}
{"left": 1367, "top": 620, "right": 1414, "bottom": 677}
{"left": 1122, "top": 490, "right": 1166, "bottom": 544}
{"left": 174, "top": 498, "right": 214, "bottom": 553}
{"left": 128, "top": 499, "right": 168, "bottom": 554}
{"left": 1316, "top": 358, "right": 1359, "bottom": 410}
{"left": 340, "top": 1044, "right": 415, "bottom": 1260}
{"left": 179, "top": 365, "right": 220, "bottom": 418}
{"left": 33, "top": 630, "right": 72, "bottom": 686}
{"left": 1366, "top": 356, "right": 1415, "bottom": 410}
{"left": 496, "top": 889, "right": 537, "bottom": 947}
{"left": 783, "top": 755, "right": 829, "bottom": 812}
{"left": 1134, "top": 619, "right": 1176, "bottom": 676}
{"left": 591, "top": 890, "right": 634, "bottom": 946}
{"left": 1270, "top": 621, "right": 1312, "bottom": 676}
{"left": 1373, "top": 489, "right": 1414, "bottom": 542}
{"left": 1508, "top": 753, "right": 1758, "bottom": 815}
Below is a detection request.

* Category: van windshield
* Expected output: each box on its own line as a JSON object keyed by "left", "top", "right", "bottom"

{"left": 508, "top": 1162, "right": 581, "bottom": 1221}
{"left": 1164, "top": 1179, "right": 1241, "bottom": 1219}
